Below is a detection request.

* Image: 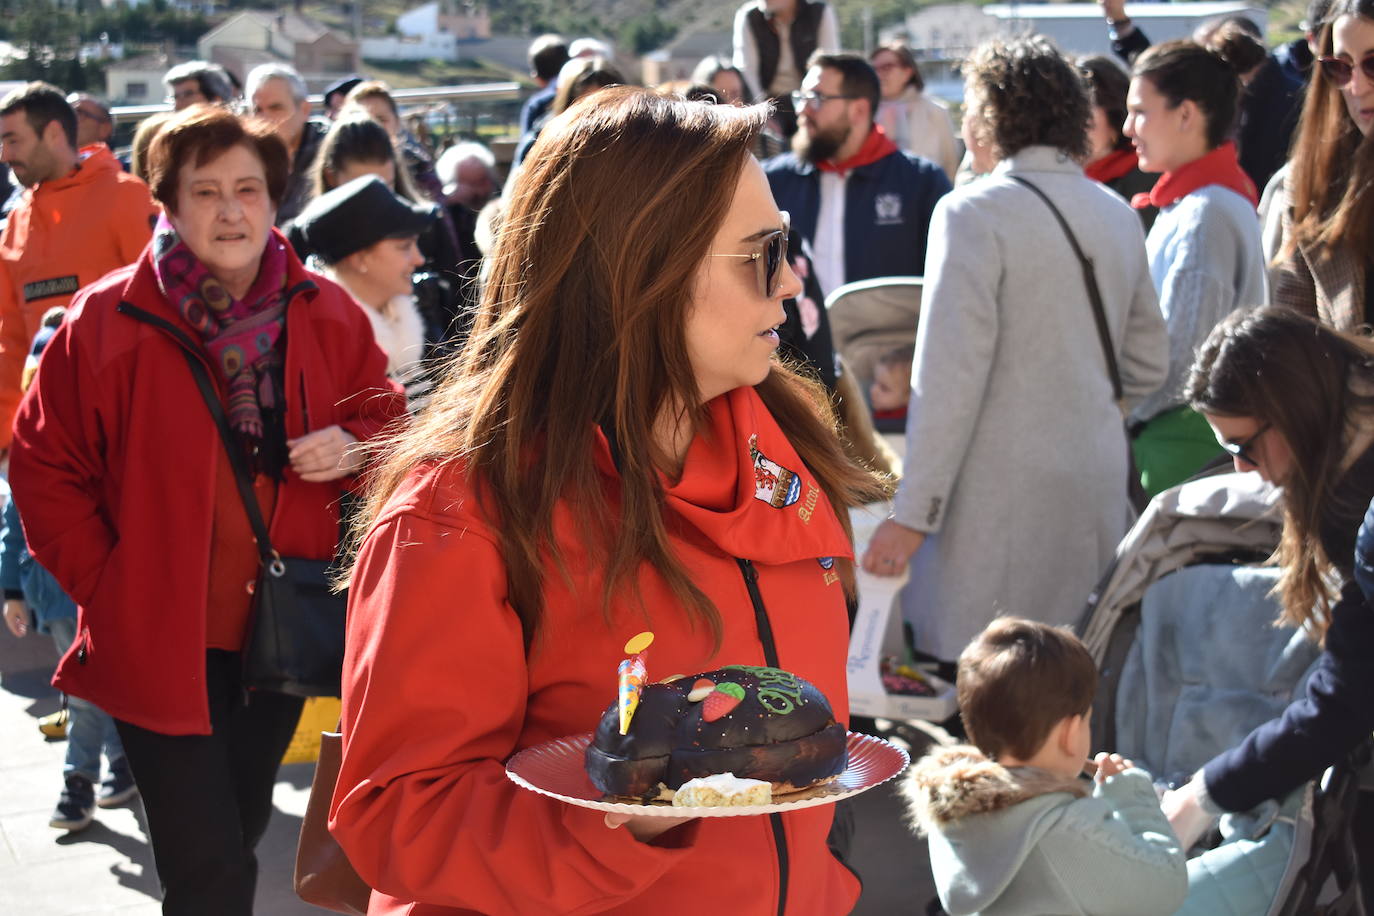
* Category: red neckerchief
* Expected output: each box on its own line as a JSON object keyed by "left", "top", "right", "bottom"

{"left": 816, "top": 124, "right": 899, "bottom": 177}
{"left": 1130, "top": 141, "right": 1257, "bottom": 211}
{"left": 1085, "top": 148, "right": 1139, "bottom": 185}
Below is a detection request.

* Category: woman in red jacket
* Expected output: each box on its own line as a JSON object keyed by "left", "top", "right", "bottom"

{"left": 331, "top": 87, "right": 888, "bottom": 915}
{"left": 8, "top": 106, "right": 405, "bottom": 915}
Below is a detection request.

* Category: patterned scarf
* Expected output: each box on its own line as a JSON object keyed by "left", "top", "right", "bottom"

{"left": 152, "top": 214, "right": 290, "bottom": 477}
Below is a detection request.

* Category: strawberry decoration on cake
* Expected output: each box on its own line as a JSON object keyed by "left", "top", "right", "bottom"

{"left": 585, "top": 664, "right": 848, "bottom": 802}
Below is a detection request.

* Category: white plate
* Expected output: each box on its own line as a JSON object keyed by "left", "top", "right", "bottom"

{"left": 505, "top": 730, "right": 909, "bottom": 817}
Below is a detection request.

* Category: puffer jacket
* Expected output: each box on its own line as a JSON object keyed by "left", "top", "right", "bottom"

{"left": 904, "top": 746, "right": 1186, "bottom": 916}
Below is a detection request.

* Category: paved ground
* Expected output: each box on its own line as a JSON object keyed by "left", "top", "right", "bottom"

{"left": 1, "top": 629, "right": 940, "bottom": 915}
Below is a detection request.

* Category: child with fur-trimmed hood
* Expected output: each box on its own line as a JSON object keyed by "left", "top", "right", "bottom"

{"left": 902, "top": 617, "right": 1187, "bottom": 915}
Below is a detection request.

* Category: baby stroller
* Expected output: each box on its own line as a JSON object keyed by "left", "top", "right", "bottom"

{"left": 1078, "top": 469, "right": 1368, "bottom": 916}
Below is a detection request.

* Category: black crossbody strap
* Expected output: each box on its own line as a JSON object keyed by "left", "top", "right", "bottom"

{"left": 1008, "top": 175, "right": 1124, "bottom": 403}
{"left": 179, "top": 348, "right": 279, "bottom": 569}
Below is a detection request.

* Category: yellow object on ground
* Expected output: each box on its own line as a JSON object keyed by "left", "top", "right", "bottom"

{"left": 282, "top": 696, "right": 341, "bottom": 764}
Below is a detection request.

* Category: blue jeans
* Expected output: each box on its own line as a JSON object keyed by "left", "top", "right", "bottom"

{"left": 46, "top": 617, "right": 125, "bottom": 782}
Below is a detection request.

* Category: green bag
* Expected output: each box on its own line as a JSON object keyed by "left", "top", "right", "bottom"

{"left": 1132, "top": 406, "right": 1225, "bottom": 499}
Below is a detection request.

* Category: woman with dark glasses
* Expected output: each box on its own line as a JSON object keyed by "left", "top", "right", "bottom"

{"left": 1271, "top": 0, "right": 1374, "bottom": 333}
{"left": 1165, "top": 306, "right": 1374, "bottom": 898}
{"left": 862, "top": 37, "right": 1168, "bottom": 673}
{"left": 327, "top": 88, "right": 887, "bottom": 914}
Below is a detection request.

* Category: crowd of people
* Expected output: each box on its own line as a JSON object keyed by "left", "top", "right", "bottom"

{"left": 0, "top": 0, "right": 1373, "bottom": 911}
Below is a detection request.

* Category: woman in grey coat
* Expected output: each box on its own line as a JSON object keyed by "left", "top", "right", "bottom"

{"left": 863, "top": 36, "right": 1170, "bottom": 665}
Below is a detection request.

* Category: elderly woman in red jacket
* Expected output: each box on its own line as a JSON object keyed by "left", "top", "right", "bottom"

{"left": 9, "top": 105, "right": 405, "bottom": 915}
{"left": 330, "top": 88, "right": 887, "bottom": 914}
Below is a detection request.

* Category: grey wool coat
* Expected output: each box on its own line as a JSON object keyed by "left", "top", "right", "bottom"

{"left": 893, "top": 148, "right": 1169, "bottom": 661}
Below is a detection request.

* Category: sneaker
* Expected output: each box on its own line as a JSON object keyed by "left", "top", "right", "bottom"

{"left": 37, "top": 708, "right": 69, "bottom": 739}
{"left": 97, "top": 759, "right": 138, "bottom": 808}
{"left": 49, "top": 773, "right": 94, "bottom": 832}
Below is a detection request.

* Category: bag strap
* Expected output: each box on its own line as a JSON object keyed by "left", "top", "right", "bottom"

{"left": 179, "top": 348, "right": 281, "bottom": 572}
{"left": 1008, "top": 175, "right": 1124, "bottom": 403}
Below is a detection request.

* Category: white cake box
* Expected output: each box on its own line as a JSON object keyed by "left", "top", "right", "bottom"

{"left": 846, "top": 504, "right": 958, "bottom": 723}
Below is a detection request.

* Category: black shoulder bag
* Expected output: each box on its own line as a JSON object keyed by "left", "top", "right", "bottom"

{"left": 1009, "top": 175, "right": 1149, "bottom": 512}
{"left": 181, "top": 348, "right": 348, "bottom": 697}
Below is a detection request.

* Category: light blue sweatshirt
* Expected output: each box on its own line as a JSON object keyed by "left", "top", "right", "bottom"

{"left": 1133, "top": 184, "right": 1266, "bottom": 425}
{"left": 905, "top": 746, "right": 1187, "bottom": 916}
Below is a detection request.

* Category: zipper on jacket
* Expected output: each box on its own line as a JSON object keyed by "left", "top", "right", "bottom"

{"left": 736, "top": 557, "right": 788, "bottom": 916}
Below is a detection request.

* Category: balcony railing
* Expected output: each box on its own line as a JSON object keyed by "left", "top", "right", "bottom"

{"left": 110, "top": 81, "right": 522, "bottom": 125}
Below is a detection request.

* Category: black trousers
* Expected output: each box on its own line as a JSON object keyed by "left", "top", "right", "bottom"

{"left": 116, "top": 650, "right": 305, "bottom": 916}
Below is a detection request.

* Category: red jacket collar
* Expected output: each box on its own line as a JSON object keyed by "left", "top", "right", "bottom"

{"left": 1131, "top": 141, "right": 1257, "bottom": 211}
{"left": 1084, "top": 147, "right": 1139, "bottom": 185}
{"left": 816, "top": 124, "right": 899, "bottom": 177}
{"left": 593, "top": 386, "right": 853, "bottom": 564}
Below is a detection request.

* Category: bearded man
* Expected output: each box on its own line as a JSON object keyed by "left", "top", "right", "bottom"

{"left": 765, "top": 52, "right": 950, "bottom": 297}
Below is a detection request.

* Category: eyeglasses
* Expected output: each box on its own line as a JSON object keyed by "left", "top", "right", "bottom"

{"left": 709, "top": 212, "right": 791, "bottom": 298}
{"left": 1220, "top": 422, "right": 1271, "bottom": 467}
{"left": 1317, "top": 55, "right": 1374, "bottom": 86}
{"left": 74, "top": 107, "right": 110, "bottom": 125}
{"left": 790, "top": 90, "right": 858, "bottom": 110}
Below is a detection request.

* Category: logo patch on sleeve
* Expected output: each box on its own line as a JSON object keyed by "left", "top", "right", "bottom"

{"left": 23, "top": 275, "right": 79, "bottom": 303}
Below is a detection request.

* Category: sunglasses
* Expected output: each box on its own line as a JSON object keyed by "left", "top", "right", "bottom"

{"left": 1220, "top": 422, "right": 1271, "bottom": 467}
{"left": 790, "top": 90, "right": 858, "bottom": 110}
{"left": 710, "top": 212, "right": 791, "bottom": 298}
{"left": 1317, "top": 55, "right": 1374, "bottom": 86}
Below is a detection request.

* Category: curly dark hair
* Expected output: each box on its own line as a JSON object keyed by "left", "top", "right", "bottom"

{"left": 964, "top": 36, "right": 1090, "bottom": 160}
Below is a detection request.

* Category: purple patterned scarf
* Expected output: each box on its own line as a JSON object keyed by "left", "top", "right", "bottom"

{"left": 152, "top": 214, "right": 289, "bottom": 476}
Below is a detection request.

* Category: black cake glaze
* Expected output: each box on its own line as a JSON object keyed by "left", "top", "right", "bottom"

{"left": 584, "top": 665, "right": 848, "bottom": 799}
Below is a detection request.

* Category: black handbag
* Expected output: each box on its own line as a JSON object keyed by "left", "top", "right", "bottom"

{"left": 1010, "top": 175, "right": 1150, "bottom": 513}
{"left": 181, "top": 349, "right": 348, "bottom": 697}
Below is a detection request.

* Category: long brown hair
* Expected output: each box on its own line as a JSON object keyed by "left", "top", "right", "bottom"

{"left": 1186, "top": 307, "right": 1374, "bottom": 639}
{"left": 351, "top": 87, "right": 887, "bottom": 651}
{"left": 1287, "top": 0, "right": 1374, "bottom": 260}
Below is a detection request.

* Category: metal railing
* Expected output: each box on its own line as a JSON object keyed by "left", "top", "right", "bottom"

{"left": 109, "top": 81, "right": 522, "bottom": 125}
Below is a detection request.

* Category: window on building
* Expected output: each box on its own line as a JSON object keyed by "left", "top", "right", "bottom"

{"left": 127, "top": 81, "right": 147, "bottom": 99}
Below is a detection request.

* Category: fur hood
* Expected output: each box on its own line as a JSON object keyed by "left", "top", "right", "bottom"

{"left": 901, "top": 745, "right": 1087, "bottom": 836}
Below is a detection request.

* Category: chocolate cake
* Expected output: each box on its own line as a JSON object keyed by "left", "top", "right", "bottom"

{"left": 585, "top": 665, "right": 848, "bottom": 802}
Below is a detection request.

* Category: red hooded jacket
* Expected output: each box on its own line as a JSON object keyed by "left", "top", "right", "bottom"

{"left": 0, "top": 144, "right": 158, "bottom": 447}
{"left": 8, "top": 235, "right": 406, "bottom": 735}
{"left": 331, "top": 386, "right": 863, "bottom": 915}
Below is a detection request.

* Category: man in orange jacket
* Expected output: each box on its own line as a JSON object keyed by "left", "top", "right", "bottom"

{"left": 0, "top": 82, "right": 158, "bottom": 451}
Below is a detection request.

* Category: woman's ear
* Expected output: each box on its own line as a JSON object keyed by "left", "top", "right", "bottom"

{"left": 1176, "top": 98, "right": 1200, "bottom": 133}
{"left": 341, "top": 249, "right": 370, "bottom": 276}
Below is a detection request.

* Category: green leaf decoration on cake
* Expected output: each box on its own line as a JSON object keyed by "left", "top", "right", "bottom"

{"left": 716, "top": 682, "right": 745, "bottom": 700}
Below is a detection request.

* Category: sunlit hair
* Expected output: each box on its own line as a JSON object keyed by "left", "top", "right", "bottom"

{"left": 343, "top": 80, "right": 399, "bottom": 118}
{"left": 964, "top": 35, "right": 1090, "bottom": 160}
{"left": 552, "top": 56, "right": 625, "bottom": 116}
{"left": 350, "top": 88, "right": 888, "bottom": 650}
{"left": 957, "top": 617, "right": 1097, "bottom": 761}
{"left": 130, "top": 110, "right": 175, "bottom": 185}
{"left": 1287, "top": 0, "right": 1374, "bottom": 261}
{"left": 145, "top": 105, "right": 289, "bottom": 212}
{"left": 308, "top": 114, "right": 422, "bottom": 203}
{"left": 1186, "top": 307, "right": 1374, "bottom": 640}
